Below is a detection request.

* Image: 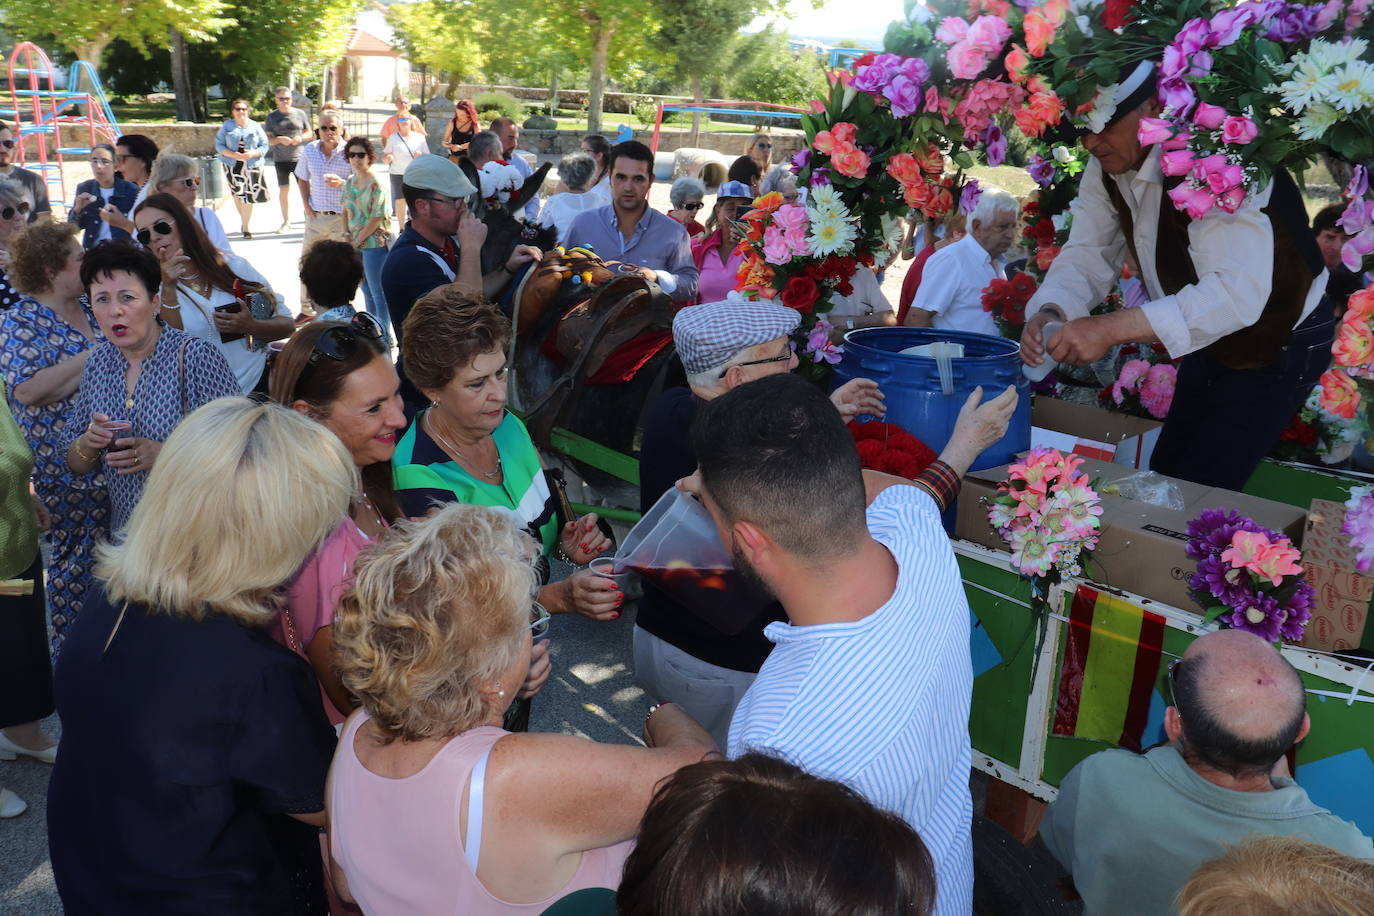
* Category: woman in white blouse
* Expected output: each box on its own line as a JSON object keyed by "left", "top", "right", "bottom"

{"left": 147, "top": 155, "right": 233, "bottom": 256}
{"left": 538, "top": 152, "right": 602, "bottom": 246}
{"left": 133, "top": 193, "right": 292, "bottom": 394}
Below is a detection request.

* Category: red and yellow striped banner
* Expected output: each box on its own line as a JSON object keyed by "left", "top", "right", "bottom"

{"left": 1053, "top": 584, "right": 1167, "bottom": 752}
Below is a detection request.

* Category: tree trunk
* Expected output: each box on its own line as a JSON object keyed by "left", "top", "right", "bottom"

{"left": 75, "top": 39, "right": 111, "bottom": 66}
{"left": 548, "top": 68, "right": 560, "bottom": 117}
{"left": 586, "top": 21, "right": 612, "bottom": 135}
{"left": 169, "top": 28, "right": 198, "bottom": 122}
{"left": 690, "top": 74, "right": 704, "bottom": 146}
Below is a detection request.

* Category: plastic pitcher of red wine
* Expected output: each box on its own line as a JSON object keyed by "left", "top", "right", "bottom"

{"left": 616, "top": 489, "right": 763, "bottom": 634}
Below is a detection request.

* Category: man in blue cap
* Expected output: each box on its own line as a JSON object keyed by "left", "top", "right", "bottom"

{"left": 635, "top": 294, "right": 898, "bottom": 747}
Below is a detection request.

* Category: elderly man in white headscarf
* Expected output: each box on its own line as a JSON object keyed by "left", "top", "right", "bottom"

{"left": 633, "top": 294, "right": 891, "bottom": 746}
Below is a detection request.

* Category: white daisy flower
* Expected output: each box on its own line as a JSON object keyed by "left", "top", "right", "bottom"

{"left": 1328, "top": 61, "right": 1374, "bottom": 114}
{"left": 807, "top": 184, "right": 846, "bottom": 219}
{"left": 806, "top": 214, "right": 857, "bottom": 256}
{"left": 1295, "top": 102, "right": 1342, "bottom": 141}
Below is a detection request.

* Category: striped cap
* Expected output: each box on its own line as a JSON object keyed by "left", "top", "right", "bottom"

{"left": 672, "top": 293, "right": 801, "bottom": 374}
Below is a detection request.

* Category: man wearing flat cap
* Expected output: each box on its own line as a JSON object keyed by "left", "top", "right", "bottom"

{"left": 382, "top": 155, "right": 541, "bottom": 407}
{"left": 1021, "top": 60, "right": 1333, "bottom": 491}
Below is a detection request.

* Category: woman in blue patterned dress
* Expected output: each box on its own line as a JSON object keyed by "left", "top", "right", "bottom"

{"left": 0, "top": 221, "right": 108, "bottom": 654}
{"left": 63, "top": 241, "right": 239, "bottom": 534}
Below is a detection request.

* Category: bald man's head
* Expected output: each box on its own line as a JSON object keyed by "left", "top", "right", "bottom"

{"left": 1171, "top": 630, "right": 1307, "bottom": 778}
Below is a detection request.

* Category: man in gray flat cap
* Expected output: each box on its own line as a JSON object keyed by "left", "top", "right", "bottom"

{"left": 633, "top": 294, "right": 887, "bottom": 746}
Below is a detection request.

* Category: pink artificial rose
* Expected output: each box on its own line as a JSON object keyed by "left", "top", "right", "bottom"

{"left": 947, "top": 42, "right": 992, "bottom": 79}
{"left": 1215, "top": 186, "right": 1247, "bottom": 214}
{"left": 771, "top": 203, "right": 809, "bottom": 233}
{"left": 1137, "top": 117, "right": 1176, "bottom": 146}
{"left": 1161, "top": 130, "right": 1192, "bottom": 152}
{"left": 1191, "top": 101, "right": 1228, "bottom": 130}
{"left": 1251, "top": 541, "right": 1304, "bottom": 586}
{"left": 762, "top": 226, "right": 794, "bottom": 265}
{"left": 884, "top": 73, "right": 922, "bottom": 118}
{"left": 1220, "top": 115, "right": 1258, "bottom": 145}
{"left": 1168, "top": 182, "right": 1217, "bottom": 219}
{"left": 1318, "top": 368, "right": 1360, "bottom": 419}
{"left": 935, "top": 17, "right": 971, "bottom": 44}
{"left": 1202, "top": 161, "right": 1244, "bottom": 195}
{"left": 966, "top": 15, "right": 1013, "bottom": 54}
{"left": 1160, "top": 149, "right": 1196, "bottom": 177}
{"left": 924, "top": 86, "right": 942, "bottom": 114}
{"left": 1333, "top": 314, "right": 1374, "bottom": 367}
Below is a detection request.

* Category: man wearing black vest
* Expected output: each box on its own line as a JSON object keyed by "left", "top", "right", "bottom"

{"left": 1021, "top": 64, "right": 1334, "bottom": 491}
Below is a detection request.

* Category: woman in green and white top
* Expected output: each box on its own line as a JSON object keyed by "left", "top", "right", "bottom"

{"left": 391, "top": 289, "right": 622, "bottom": 624}
{"left": 342, "top": 136, "right": 393, "bottom": 342}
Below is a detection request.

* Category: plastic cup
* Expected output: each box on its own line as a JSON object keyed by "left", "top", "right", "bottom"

{"left": 1022, "top": 320, "right": 1064, "bottom": 383}
{"left": 589, "top": 557, "right": 625, "bottom": 587}
{"left": 102, "top": 420, "right": 132, "bottom": 433}
{"left": 529, "top": 601, "right": 551, "bottom": 644}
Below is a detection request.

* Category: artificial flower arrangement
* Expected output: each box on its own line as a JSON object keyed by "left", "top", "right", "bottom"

{"left": 987, "top": 447, "right": 1103, "bottom": 580}
{"left": 1096, "top": 358, "right": 1178, "bottom": 419}
{"left": 1317, "top": 283, "right": 1374, "bottom": 422}
{"left": 1341, "top": 484, "right": 1374, "bottom": 571}
{"left": 1185, "top": 508, "right": 1314, "bottom": 643}
{"left": 849, "top": 420, "right": 938, "bottom": 479}
{"left": 1270, "top": 385, "right": 1361, "bottom": 465}
{"left": 1337, "top": 166, "right": 1374, "bottom": 274}
{"left": 981, "top": 271, "right": 1040, "bottom": 339}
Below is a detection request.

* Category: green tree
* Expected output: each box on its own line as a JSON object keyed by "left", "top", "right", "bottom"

{"left": 0, "top": 0, "right": 231, "bottom": 64}
{"left": 729, "top": 28, "right": 827, "bottom": 107}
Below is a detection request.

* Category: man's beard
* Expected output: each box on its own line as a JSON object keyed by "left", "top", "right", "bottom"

{"left": 730, "top": 536, "right": 775, "bottom": 600}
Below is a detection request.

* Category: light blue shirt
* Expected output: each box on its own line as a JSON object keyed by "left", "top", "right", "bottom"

{"left": 214, "top": 120, "right": 269, "bottom": 169}
{"left": 565, "top": 203, "right": 699, "bottom": 302}
{"left": 727, "top": 485, "right": 974, "bottom": 916}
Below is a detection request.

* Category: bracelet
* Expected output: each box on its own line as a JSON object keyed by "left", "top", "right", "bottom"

{"left": 500, "top": 263, "right": 516, "bottom": 275}
{"left": 72, "top": 442, "right": 97, "bottom": 464}
{"left": 554, "top": 542, "right": 581, "bottom": 566}
{"left": 645, "top": 702, "right": 672, "bottom": 730}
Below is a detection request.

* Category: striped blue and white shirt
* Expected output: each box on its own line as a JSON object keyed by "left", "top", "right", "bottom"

{"left": 727, "top": 484, "right": 974, "bottom": 916}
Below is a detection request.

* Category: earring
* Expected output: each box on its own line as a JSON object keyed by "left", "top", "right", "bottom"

{"left": 498, "top": 689, "right": 506, "bottom": 698}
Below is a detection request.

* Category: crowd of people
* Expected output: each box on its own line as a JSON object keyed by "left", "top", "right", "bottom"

{"left": 0, "top": 69, "right": 1372, "bottom": 916}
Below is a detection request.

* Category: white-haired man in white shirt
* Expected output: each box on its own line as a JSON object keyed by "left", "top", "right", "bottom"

{"left": 905, "top": 186, "right": 1020, "bottom": 336}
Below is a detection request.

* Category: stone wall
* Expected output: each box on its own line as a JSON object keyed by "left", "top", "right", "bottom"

{"left": 116, "top": 123, "right": 222, "bottom": 157}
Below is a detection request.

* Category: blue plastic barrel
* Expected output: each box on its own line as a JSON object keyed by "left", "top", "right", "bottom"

{"left": 832, "top": 327, "right": 1030, "bottom": 472}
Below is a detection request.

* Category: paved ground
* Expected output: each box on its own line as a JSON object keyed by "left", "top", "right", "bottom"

{"left": 0, "top": 162, "right": 921, "bottom": 914}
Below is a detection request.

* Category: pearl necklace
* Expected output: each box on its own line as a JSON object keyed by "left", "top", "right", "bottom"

{"left": 426, "top": 411, "right": 502, "bottom": 481}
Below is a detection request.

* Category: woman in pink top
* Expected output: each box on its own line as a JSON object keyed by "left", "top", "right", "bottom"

{"left": 266, "top": 315, "right": 408, "bottom": 722}
{"left": 328, "top": 504, "right": 718, "bottom": 913}
{"left": 691, "top": 181, "right": 754, "bottom": 305}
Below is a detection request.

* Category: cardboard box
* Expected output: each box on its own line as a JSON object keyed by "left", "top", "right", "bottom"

{"left": 1031, "top": 398, "right": 1163, "bottom": 469}
{"left": 1299, "top": 500, "right": 1374, "bottom": 653}
{"left": 956, "top": 456, "right": 1307, "bottom": 610}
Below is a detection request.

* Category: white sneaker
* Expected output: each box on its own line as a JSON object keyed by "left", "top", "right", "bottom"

{"left": 0, "top": 788, "right": 26, "bottom": 818}
{"left": 0, "top": 731, "right": 57, "bottom": 764}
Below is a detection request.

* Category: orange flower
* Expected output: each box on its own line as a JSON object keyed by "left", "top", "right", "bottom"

{"left": 1334, "top": 315, "right": 1374, "bottom": 368}
{"left": 1347, "top": 287, "right": 1374, "bottom": 318}
{"left": 886, "top": 152, "right": 923, "bottom": 186}
{"left": 832, "top": 144, "right": 871, "bottom": 179}
{"left": 1005, "top": 44, "right": 1031, "bottom": 83}
{"left": 1024, "top": 9, "right": 1057, "bottom": 57}
{"left": 915, "top": 143, "right": 945, "bottom": 177}
{"left": 928, "top": 186, "right": 955, "bottom": 217}
{"left": 1035, "top": 244, "right": 1061, "bottom": 271}
{"left": 1044, "top": 0, "right": 1069, "bottom": 26}
{"left": 813, "top": 121, "right": 858, "bottom": 155}
{"left": 748, "top": 191, "right": 785, "bottom": 218}
{"left": 903, "top": 180, "right": 933, "bottom": 211}
{"left": 736, "top": 254, "right": 776, "bottom": 295}
{"left": 1319, "top": 369, "right": 1360, "bottom": 419}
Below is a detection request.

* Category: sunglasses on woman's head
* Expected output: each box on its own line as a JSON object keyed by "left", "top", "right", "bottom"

{"left": 1, "top": 202, "right": 31, "bottom": 220}
{"left": 135, "top": 219, "right": 175, "bottom": 246}
{"left": 300, "top": 313, "right": 386, "bottom": 380}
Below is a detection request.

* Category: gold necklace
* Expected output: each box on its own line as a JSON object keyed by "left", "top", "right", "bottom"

{"left": 426, "top": 410, "right": 502, "bottom": 480}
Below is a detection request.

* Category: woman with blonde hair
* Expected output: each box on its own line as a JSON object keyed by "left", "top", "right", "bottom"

{"left": 327, "top": 503, "right": 717, "bottom": 913}
{"left": 47, "top": 397, "right": 355, "bottom": 913}
{"left": 745, "top": 132, "right": 774, "bottom": 173}
{"left": 1177, "top": 835, "right": 1374, "bottom": 916}
{"left": 148, "top": 153, "right": 233, "bottom": 254}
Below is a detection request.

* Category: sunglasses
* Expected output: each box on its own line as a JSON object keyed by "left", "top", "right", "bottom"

{"left": 719, "top": 349, "right": 791, "bottom": 379}
{"left": 347, "top": 151, "right": 368, "bottom": 159}
{"left": 756, "top": 142, "right": 773, "bottom": 149}
{"left": 319, "top": 125, "right": 340, "bottom": 132}
{"left": 1, "top": 202, "right": 31, "bottom": 220}
{"left": 682, "top": 202, "right": 704, "bottom": 211}
{"left": 174, "top": 176, "right": 198, "bottom": 188}
{"left": 135, "top": 219, "right": 175, "bottom": 246}
{"left": 299, "top": 313, "right": 386, "bottom": 383}
{"left": 1168, "top": 658, "right": 1186, "bottom": 718}
{"left": 397, "top": 117, "right": 409, "bottom": 123}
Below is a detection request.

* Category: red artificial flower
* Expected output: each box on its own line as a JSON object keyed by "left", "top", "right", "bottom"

{"left": 849, "top": 420, "right": 888, "bottom": 441}
{"left": 1279, "top": 417, "right": 1318, "bottom": 447}
{"left": 855, "top": 439, "right": 885, "bottom": 466}
{"left": 854, "top": 51, "right": 877, "bottom": 69}
{"left": 781, "top": 275, "right": 819, "bottom": 313}
{"left": 877, "top": 451, "right": 921, "bottom": 479}
{"left": 1035, "top": 245, "right": 1062, "bottom": 271}
{"left": 1101, "top": 0, "right": 1133, "bottom": 30}
{"left": 856, "top": 248, "right": 875, "bottom": 267}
